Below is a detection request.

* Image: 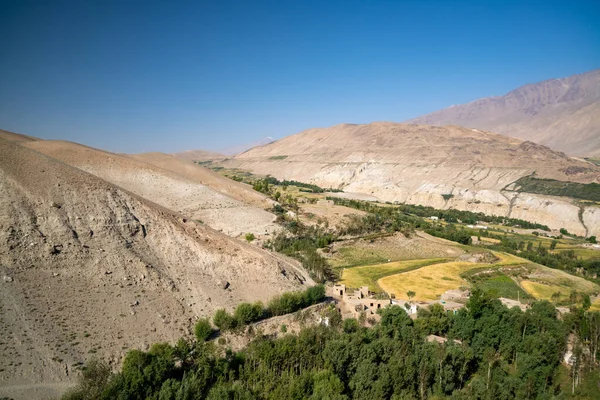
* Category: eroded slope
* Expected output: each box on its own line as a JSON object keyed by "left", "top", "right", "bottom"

{"left": 222, "top": 123, "right": 600, "bottom": 236}
{"left": 22, "top": 140, "right": 278, "bottom": 238}
{"left": 0, "top": 138, "right": 308, "bottom": 398}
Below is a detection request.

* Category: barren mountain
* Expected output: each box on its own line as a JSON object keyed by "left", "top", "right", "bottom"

{"left": 172, "top": 149, "right": 227, "bottom": 162}
{"left": 21, "top": 140, "right": 278, "bottom": 239}
{"left": 407, "top": 69, "right": 600, "bottom": 157}
{"left": 221, "top": 122, "right": 600, "bottom": 236}
{"left": 0, "top": 136, "right": 310, "bottom": 399}
{"left": 128, "top": 152, "right": 270, "bottom": 210}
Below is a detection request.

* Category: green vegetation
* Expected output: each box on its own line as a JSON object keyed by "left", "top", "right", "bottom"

{"left": 512, "top": 175, "right": 600, "bottom": 202}
{"left": 253, "top": 176, "right": 326, "bottom": 193}
{"left": 194, "top": 318, "right": 213, "bottom": 342}
{"left": 245, "top": 232, "right": 255, "bottom": 242}
{"left": 465, "top": 272, "right": 531, "bottom": 301}
{"left": 267, "top": 223, "right": 335, "bottom": 282}
{"left": 213, "top": 285, "right": 326, "bottom": 333}
{"left": 268, "top": 155, "right": 288, "bottom": 160}
{"left": 327, "top": 196, "right": 550, "bottom": 230}
{"left": 63, "top": 292, "right": 600, "bottom": 399}
{"left": 482, "top": 230, "right": 600, "bottom": 277}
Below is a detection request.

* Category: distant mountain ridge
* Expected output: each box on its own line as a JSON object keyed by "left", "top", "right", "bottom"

{"left": 406, "top": 69, "right": 600, "bottom": 157}
{"left": 219, "top": 122, "right": 600, "bottom": 236}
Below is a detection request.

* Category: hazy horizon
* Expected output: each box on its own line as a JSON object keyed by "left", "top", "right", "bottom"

{"left": 1, "top": 0, "right": 599, "bottom": 153}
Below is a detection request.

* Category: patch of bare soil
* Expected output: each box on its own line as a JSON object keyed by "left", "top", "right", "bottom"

{"left": 327, "top": 231, "right": 464, "bottom": 266}
{"left": 298, "top": 201, "right": 366, "bottom": 230}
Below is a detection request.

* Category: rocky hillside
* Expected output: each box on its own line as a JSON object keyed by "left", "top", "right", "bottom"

{"left": 220, "top": 122, "right": 600, "bottom": 236}
{"left": 21, "top": 140, "right": 278, "bottom": 239}
{"left": 406, "top": 69, "right": 600, "bottom": 157}
{"left": 0, "top": 133, "right": 310, "bottom": 398}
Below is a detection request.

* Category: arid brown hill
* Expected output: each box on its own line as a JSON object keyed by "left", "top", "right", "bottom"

{"left": 172, "top": 149, "right": 227, "bottom": 162}
{"left": 21, "top": 140, "right": 278, "bottom": 239}
{"left": 0, "top": 133, "right": 310, "bottom": 399}
{"left": 407, "top": 69, "right": 600, "bottom": 157}
{"left": 221, "top": 122, "right": 600, "bottom": 236}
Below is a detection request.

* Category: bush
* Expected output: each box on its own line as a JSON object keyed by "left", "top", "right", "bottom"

{"left": 194, "top": 318, "right": 213, "bottom": 342}
{"left": 234, "top": 302, "right": 263, "bottom": 325}
{"left": 213, "top": 309, "right": 237, "bottom": 331}
{"left": 267, "top": 284, "right": 326, "bottom": 317}
{"left": 245, "top": 233, "right": 255, "bottom": 242}
{"left": 62, "top": 359, "right": 112, "bottom": 400}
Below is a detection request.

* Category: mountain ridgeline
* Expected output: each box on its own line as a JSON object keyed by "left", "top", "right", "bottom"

{"left": 219, "top": 122, "right": 600, "bottom": 237}
{"left": 407, "top": 69, "right": 600, "bottom": 157}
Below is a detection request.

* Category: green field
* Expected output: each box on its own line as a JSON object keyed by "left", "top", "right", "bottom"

{"left": 340, "top": 258, "right": 448, "bottom": 292}
{"left": 471, "top": 274, "right": 531, "bottom": 301}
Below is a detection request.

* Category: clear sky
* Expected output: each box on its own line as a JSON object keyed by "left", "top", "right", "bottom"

{"left": 1, "top": 0, "right": 599, "bottom": 153}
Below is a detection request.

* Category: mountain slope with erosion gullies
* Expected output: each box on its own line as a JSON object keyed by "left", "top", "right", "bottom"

{"left": 0, "top": 137, "right": 309, "bottom": 398}
{"left": 22, "top": 140, "right": 278, "bottom": 239}
{"left": 406, "top": 69, "right": 600, "bottom": 157}
{"left": 220, "top": 122, "right": 600, "bottom": 237}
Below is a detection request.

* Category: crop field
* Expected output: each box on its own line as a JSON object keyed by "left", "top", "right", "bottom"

{"left": 328, "top": 231, "right": 465, "bottom": 270}
{"left": 520, "top": 281, "right": 572, "bottom": 303}
{"left": 377, "top": 252, "right": 525, "bottom": 301}
{"left": 473, "top": 274, "right": 531, "bottom": 301}
{"left": 339, "top": 258, "right": 448, "bottom": 292}
{"left": 590, "top": 298, "right": 600, "bottom": 311}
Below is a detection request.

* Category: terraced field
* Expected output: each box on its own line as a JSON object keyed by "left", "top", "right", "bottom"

{"left": 339, "top": 258, "right": 448, "bottom": 292}
{"left": 377, "top": 253, "right": 524, "bottom": 300}
{"left": 374, "top": 250, "right": 600, "bottom": 303}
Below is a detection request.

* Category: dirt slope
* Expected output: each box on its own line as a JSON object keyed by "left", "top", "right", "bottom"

{"left": 172, "top": 149, "right": 226, "bottom": 162}
{"left": 0, "top": 138, "right": 310, "bottom": 398}
{"left": 22, "top": 140, "right": 279, "bottom": 238}
{"left": 0, "top": 129, "right": 39, "bottom": 142}
{"left": 407, "top": 69, "right": 600, "bottom": 157}
{"left": 220, "top": 122, "right": 600, "bottom": 236}
{"left": 129, "top": 152, "right": 271, "bottom": 209}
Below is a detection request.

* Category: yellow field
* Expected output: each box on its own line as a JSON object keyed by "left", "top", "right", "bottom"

{"left": 520, "top": 281, "right": 571, "bottom": 302}
{"left": 340, "top": 258, "right": 448, "bottom": 292}
{"left": 520, "top": 265, "right": 600, "bottom": 303}
{"left": 377, "top": 252, "right": 526, "bottom": 301}
{"left": 480, "top": 237, "right": 501, "bottom": 244}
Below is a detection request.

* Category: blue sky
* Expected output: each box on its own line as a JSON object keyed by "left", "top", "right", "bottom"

{"left": 1, "top": 0, "right": 599, "bottom": 153}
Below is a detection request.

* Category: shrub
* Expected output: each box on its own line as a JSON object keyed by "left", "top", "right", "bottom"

{"left": 62, "top": 358, "right": 112, "bottom": 400}
{"left": 234, "top": 302, "right": 263, "bottom": 325}
{"left": 194, "top": 318, "right": 213, "bottom": 342}
{"left": 245, "top": 233, "right": 255, "bottom": 242}
{"left": 213, "top": 309, "right": 237, "bottom": 331}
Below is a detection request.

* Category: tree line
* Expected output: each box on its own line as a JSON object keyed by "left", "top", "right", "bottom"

{"left": 63, "top": 291, "right": 600, "bottom": 399}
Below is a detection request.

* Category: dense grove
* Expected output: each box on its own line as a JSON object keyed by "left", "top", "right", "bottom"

{"left": 513, "top": 176, "right": 600, "bottom": 202}
{"left": 64, "top": 292, "right": 600, "bottom": 399}
{"left": 327, "top": 197, "right": 550, "bottom": 231}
